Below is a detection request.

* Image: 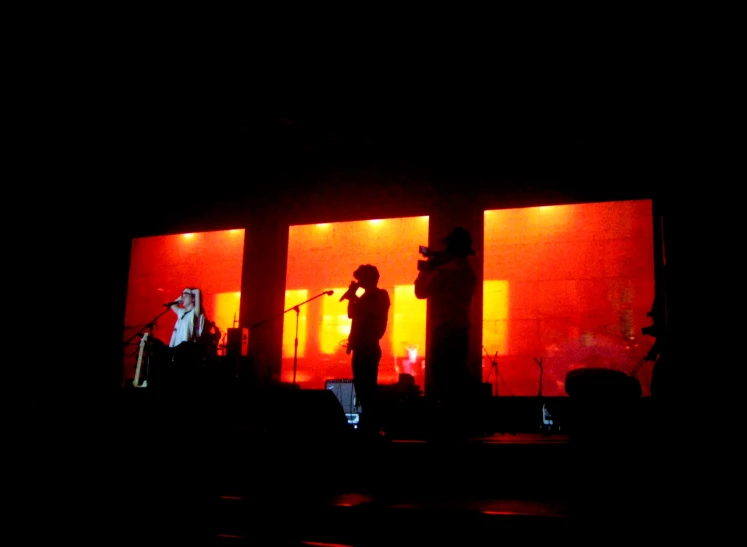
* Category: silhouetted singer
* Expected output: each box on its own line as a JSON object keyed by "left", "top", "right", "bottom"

{"left": 343, "top": 264, "right": 390, "bottom": 436}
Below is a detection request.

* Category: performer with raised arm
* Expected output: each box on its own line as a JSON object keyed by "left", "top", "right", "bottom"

{"left": 162, "top": 287, "right": 208, "bottom": 396}
{"left": 342, "top": 265, "right": 390, "bottom": 437}
{"left": 168, "top": 287, "right": 205, "bottom": 348}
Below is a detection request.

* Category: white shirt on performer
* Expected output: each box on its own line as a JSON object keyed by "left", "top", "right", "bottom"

{"left": 167, "top": 287, "right": 204, "bottom": 348}
{"left": 169, "top": 307, "right": 204, "bottom": 347}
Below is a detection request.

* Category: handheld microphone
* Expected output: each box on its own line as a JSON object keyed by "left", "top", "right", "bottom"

{"left": 163, "top": 301, "right": 180, "bottom": 307}
{"left": 339, "top": 283, "right": 358, "bottom": 302}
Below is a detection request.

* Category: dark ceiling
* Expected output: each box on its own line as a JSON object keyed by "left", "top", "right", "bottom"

{"left": 103, "top": 33, "right": 687, "bottom": 219}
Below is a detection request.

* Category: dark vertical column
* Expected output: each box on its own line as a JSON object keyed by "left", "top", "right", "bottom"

{"left": 422, "top": 182, "right": 484, "bottom": 398}
{"left": 241, "top": 206, "right": 289, "bottom": 387}
{"left": 652, "top": 195, "right": 668, "bottom": 330}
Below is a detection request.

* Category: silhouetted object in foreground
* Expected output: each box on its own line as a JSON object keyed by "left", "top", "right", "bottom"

{"left": 415, "top": 227, "right": 478, "bottom": 435}
{"left": 343, "top": 264, "right": 390, "bottom": 435}
{"left": 642, "top": 288, "right": 670, "bottom": 398}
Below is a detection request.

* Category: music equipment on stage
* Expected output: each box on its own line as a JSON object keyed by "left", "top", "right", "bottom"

{"left": 564, "top": 368, "right": 642, "bottom": 438}
{"left": 324, "top": 379, "right": 359, "bottom": 428}
{"left": 226, "top": 327, "right": 249, "bottom": 358}
{"left": 565, "top": 368, "right": 641, "bottom": 398}
{"left": 133, "top": 333, "right": 148, "bottom": 388}
{"left": 542, "top": 403, "right": 554, "bottom": 434}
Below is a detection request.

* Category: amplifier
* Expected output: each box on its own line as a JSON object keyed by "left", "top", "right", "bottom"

{"left": 324, "top": 379, "right": 359, "bottom": 427}
{"left": 226, "top": 327, "right": 249, "bottom": 358}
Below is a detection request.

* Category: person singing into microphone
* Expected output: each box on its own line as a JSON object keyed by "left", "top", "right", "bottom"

{"left": 342, "top": 265, "right": 390, "bottom": 437}
{"left": 163, "top": 287, "right": 209, "bottom": 388}
{"left": 168, "top": 287, "right": 205, "bottom": 348}
{"left": 149, "top": 287, "right": 210, "bottom": 398}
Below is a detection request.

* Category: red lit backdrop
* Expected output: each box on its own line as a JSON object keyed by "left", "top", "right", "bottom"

{"left": 120, "top": 201, "right": 655, "bottom": 396}
{"left": 284, "top": 217, "right": 429, "bottom": 390}
{"left": 483, "top": 200, "right": 655, "bottom": 396}
{"left": 121, "top": 229, "right": 245, "bottom": 384}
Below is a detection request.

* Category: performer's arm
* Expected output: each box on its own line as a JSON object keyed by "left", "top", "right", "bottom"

{"left": 196, "top": 313, "right": 205, "bottom": 338}
{"left": 374, "top": 290, "right": 390, "bottom": 340}
{"left": 169, "top": 295, "right": 182, "bottom": 314}
{"left": 192, "top": 288, "right": 202, "bottom": 319}
{"left": 414, "top": 270, "right": 435, "bottom": 299}
{"left": 345, "top": 282, "right": 360, "bottom": 318}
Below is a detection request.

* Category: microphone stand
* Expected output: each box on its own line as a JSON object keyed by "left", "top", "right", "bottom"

{"left": 250, "top": 290, "right": 333, "bottom": 387}
{"left": 482, "top": 346, "right": 512, "bottom": 397}
{"left": 534, "top": 356, "right": 544, "bottom": 397}
{"left": 123, "top": 306, "right": 173, "bottom": 389}
{"left": 483, "top": 346, "right": 499, "bottom": 397}
{"left": 123, "top": 306, "right": 172, "bottom": 347}
{"left": 535, "top": 356, "right": 552, "bottom": 434}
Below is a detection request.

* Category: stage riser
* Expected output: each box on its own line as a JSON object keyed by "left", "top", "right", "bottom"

{"left": 122, "top": 384, "right": 655, "bottom": 443}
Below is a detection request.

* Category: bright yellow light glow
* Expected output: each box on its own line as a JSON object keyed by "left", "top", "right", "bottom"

{"left": 214, "top": 292, "right": 241, "bottom": 342}
{"left": 283, "top": 290, "right": 308, "bottom": 358}
{"left": 392, "top": 284, "right": 427, "bottom": 360}
{"left": 316, "top": 223, "right": 330, "bottom": 228}
{"left": 182, "top": 233, "right": 195, "bottom": 239}
{"left": 483, "top": 280, "right": 509, "bottom": 355}
{"left": 320, "top": 289, "right": 355, "bottom": 354}
{"left": 368, "top": 219, "right": 383, "bottom": 225}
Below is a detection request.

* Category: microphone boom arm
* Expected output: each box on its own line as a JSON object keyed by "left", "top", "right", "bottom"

{"left": 248, "top": 290, "right": 334, "bottom": 386}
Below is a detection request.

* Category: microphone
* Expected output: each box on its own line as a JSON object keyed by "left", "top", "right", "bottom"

{"left": 163, "top": 301, "right": 180, "bottom": 307}
{"left": 339, "top": 283, "right": 358, "bottom": 302}
{"left": 326, "top": 290, "right": 334, "bottom": 296}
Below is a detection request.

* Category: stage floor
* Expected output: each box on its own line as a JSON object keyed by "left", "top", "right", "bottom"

{"left": 20, "top": 386, "right": 676, "bottom": 545}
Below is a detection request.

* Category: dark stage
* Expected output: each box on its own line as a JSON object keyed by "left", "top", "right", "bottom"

{"left": 26, "top": 44, "right": 703, "bottom": 543}
{"left": 67, "top": 371, "right": 675, "bottom": 545}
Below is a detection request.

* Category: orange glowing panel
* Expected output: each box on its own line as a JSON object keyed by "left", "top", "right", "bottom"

{"left": 483, "top": 200, "right": 655, "bottom": 396}
{"left": 285, "top": 217, "right": 428, "bottom": 390}
{"left": 392, "top": 284, "right": 427, "bottom": 382}
{"left": 483, "top": 280, "right": 509, "bottom": 356}
{"left": 320, "top": 287, "right": 358, "bottom": 354}
{"left": 121, "top": 229, "right": 245, "bottom": 384}
{"left": 213, "top": 291, "right": 241, "bottom": 350}
{"left": 283, "top": 290, "right": 308, "bottom": 358}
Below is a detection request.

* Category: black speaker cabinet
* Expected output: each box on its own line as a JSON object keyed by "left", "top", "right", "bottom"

{"left": 226, "top": 327, "right": 249, "bottom": 358}
{"left": 324, "top": 378, "right": 357, "bottom": 414}
{"left": 261, "top": 388, "right": 351, "bottom": 438}
{"left": 565, "top": 368, "right": 642, "bottom": 398}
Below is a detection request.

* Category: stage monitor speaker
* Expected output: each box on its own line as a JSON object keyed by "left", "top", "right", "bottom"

{"left": 565, "top": 368, "right": 642, "bottom": 398}
{"left": 324, "top": 379, "right": 357, "bottom": 414}
{"left": 226, "top": 327, "right": 249, "bottom": 358}
{"left": 564, "top": 368, "right": 643, "bottom": 439}
{"left": 324, "top": 379, "right": 360, "bottom": 427}
{"left": 262, "top": 388, "right": 351, "bottom": 439}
